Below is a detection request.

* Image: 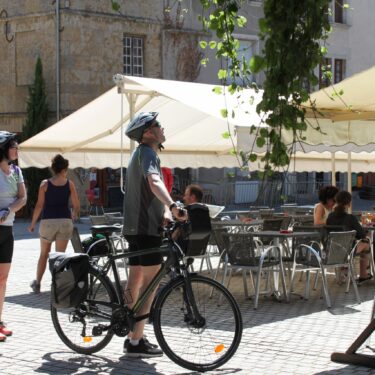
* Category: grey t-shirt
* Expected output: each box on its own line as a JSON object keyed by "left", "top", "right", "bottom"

{"left": 0, "top": 164, "right": 24, "bottom": 226}
{"left": 123, "top": 144, "right": 165, "bottom": 237}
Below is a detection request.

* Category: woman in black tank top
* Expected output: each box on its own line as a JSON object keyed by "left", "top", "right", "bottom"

{"left": 27, "top": 155, "right": 80, "bottom": 293}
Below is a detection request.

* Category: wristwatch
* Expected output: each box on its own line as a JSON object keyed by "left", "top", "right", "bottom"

{"left": 169, "top": 202, "right": 177, "bottom": 211}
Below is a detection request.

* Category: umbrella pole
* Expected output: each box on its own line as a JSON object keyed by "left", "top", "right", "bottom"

{"left": 348, "top": 151, "right": 352, "bottom": 213}
{"left": 331, "top": 152, "right": 336, "bottom": 186}
{"left": 120, "top": 92, "right": 136, "bottom": 194}
{"left": 348, "top": 151, "right": 352, "bottom": 194}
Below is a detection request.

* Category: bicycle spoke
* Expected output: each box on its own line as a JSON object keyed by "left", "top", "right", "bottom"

{"left": 51, "top": 267, "right": 115, "bottom": 354}
{"left": 154, "top": 275, "right": 242, "bottom": 372}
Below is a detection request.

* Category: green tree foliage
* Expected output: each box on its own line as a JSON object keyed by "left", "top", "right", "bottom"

{"left": 22, "top": 57, "right": 51, "bottom": 215}
{"left": 199, "top": 0, "right": 331, "bottom": 173}
{"left": 110, "top": 0, "right": 332, "bottom": 173}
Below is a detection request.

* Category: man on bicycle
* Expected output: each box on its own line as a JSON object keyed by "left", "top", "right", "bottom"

{"left": 123, "top": 111, "right": 186, "bottom": 357}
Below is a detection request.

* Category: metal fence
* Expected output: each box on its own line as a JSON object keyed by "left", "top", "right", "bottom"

{"left": 188, "top": 179, "right": 345, "bottom": 208}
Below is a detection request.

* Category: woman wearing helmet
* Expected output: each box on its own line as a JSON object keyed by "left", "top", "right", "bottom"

{"left": 0, "top": 131, "right": 27, "bottom": 342}
{"left": 122, "top": 112, "right": 187, "bottom": 357}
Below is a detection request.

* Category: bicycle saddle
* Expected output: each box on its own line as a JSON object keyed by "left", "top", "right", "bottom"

{"left": 90, "top": 224, "right": 122, "bottom": 236}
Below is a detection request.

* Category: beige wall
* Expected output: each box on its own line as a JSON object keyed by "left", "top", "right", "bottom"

{"left": 0, "top": 0, "right": 169, "bottom": 129}
{"left": 59, "top": 12, "right": 163, "bottom": 111}
{"left": 327, "top": 0, "right": 375, "bottom": 77}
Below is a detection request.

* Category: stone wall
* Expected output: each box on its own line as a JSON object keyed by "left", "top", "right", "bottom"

{"left": 0, "top": 1, "right": 166, "bottom": 128}
{"left": 59, "top": 11, "right": 162, "bottom": 112}
{"left": 0, "top": 0, "right": 265, "bottom": 211}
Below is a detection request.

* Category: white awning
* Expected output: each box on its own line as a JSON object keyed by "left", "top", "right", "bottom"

{"left": 19, "top": 76, "right": 263, "bottom": 169}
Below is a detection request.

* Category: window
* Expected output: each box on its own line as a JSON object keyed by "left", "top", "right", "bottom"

{"left": 334, "top": 59, "right": 346, "bottom": 83}
{"left": 328, "top": 0, "right": 347, "bottom": 24}
{"left": 334, "top": 0, "right": 344, "bottom": 23}
{"left": 319, "top": 57, "right": 346, "bottom": 88}
{"left": 123, "top": 35, "right": 144, "bottom": 76}
{"left": 319, "top": 58, "right": 332, "bottom": 88}
{"left": 227, "top": 36, "right": 258, "bottom": 86}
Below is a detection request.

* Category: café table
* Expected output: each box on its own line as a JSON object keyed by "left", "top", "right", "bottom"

{"left": 248, "top": 230, "right": 321, "bottom": 264}
{"left": 212, "top": 219, "right": 263, "bottom": 232}
{"left": 253, "top": 230, "right": 321, "bottom": 296}
{"left": 225, "top": 230, "right": 321, "bottom": 304}
{"left": 220, "top": 210, "right": 259, "bottom": 220}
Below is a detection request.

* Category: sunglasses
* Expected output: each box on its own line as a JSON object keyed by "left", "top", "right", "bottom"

{"left": 149, "top": 121, "right": 161, "bottom": 129}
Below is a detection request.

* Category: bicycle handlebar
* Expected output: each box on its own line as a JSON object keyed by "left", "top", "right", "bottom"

{"left": 162, "top": 220, "right": 188, "bottom": 238}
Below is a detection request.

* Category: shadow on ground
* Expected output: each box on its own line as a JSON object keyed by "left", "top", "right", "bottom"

{"left": 314, "top": 363, "right": 373, "bottom": 374}
{"left": 36, "top": 351, "right": 242, "bottom": 375}
{"left": 5, "top": 274, "right": 375, "bottom": 330}
{"left": 5, "top": 291, "right": 51, "bottom": 311}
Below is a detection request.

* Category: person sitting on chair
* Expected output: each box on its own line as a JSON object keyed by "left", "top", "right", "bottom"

{"left": 326, "top": 190, "right": 372, "bottom": 283}
{"left": 177, "top": 185, "right": 211, "bottom": 256}
{"left": 314, "top": 185, "right": 339, "bottom": 225}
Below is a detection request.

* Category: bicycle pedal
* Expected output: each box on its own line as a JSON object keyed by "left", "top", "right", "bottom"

{"left": 92, "top": 326, "right": 104, "bottom": 336}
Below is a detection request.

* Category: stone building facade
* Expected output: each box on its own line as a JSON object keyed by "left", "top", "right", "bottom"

{"left": 0, "top": 0, "right": 264, "bottom": 132}
{"left": 1, "top": 0, "right": 374, "bottom": 208}
{"left": 0, "top": 0, "right": 261, "bottom": 210}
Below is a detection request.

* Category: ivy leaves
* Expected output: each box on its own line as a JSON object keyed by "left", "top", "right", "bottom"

{"left": 199, "top": 0, "right": 331, "bottom": 173}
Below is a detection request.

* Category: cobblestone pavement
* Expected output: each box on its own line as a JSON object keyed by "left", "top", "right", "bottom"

{"left": 1, "top": 219, "right": 375, "bottom": 374}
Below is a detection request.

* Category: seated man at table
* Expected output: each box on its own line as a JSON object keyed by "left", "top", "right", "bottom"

{"left": 326, "top": 190, "right": 371, "bottom": 283}
{"left": 177, "top": 185, "right": 211, "bottom": 256}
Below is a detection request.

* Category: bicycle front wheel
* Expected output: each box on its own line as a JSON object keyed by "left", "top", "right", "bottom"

{"left": 51, "top": 266, "right": 117, "bottom": 354}
{"left": 153, "top": 275, "right": 242, "bottom": 372}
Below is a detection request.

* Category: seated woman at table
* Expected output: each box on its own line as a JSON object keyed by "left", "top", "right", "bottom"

{"left": 326, "top": 190, "right": 371, "bottom": 283}
{"left": 314, "top": 185, "right": 339, "bottom": 225}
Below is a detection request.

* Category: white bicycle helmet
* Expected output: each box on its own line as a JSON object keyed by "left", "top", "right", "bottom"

{"left": 0, "top": 131, "right": 16, "bottom": 148}
{"left": 125, "top": 112, "right": 158, "bottom": 142}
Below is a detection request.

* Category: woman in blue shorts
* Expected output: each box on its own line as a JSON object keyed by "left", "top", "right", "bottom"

{"left": 0, "top": 131, "right": 27, "bottom": 342}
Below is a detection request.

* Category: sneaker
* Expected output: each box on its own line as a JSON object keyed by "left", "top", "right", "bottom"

{"left": 123, "top": 336, "right": 157, "bottom": 351}
{"left": 0, "top": 332, "right": 6, "bottom": 342}
{"left": 0, "top": 322, "right": 12, "bottom": 336}
{"left": 30, "top": 280, "right": 41, "bottom": 293}
{"left": 356, "top": 274, "right": 373, "bottom": 284}
{"left": 125, "top": 338, "right": 163, "bottom": 358}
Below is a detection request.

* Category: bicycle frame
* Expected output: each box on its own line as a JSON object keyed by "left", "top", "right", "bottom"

{"left": 53, "top": 225, "right": 243, "bottom": 372}
{"left": 92, "top": 233, "right": 192, "bottom": 321}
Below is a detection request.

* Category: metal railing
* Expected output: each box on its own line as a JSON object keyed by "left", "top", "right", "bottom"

{"left": 183, "top": 179, "right": 345, "bottom": 208}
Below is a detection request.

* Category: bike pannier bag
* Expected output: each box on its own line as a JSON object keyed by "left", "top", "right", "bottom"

{"left": 49, "top": 252, "right": 90, "bottom": 308}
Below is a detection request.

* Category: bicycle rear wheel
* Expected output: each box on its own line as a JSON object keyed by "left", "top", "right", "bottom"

{"left": 153, "top": 275, "right": 242, "bottom": 372}
{"left": 51, "top": 266, "right": 117, "bottom": 354}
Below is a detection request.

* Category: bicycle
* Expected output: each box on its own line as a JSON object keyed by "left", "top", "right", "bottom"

{"left": 51, "top": 222, "right": 243, "bottom": 372}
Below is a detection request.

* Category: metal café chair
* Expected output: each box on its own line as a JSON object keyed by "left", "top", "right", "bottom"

{"left": 258, "top": 217, "right": 286, "bottom": 246}
{"left": 223, "top": 232, "right": 288, "bottom": 309}
{"left": 289, "top": 230, "right": 361, "bottom": 308}
{"left": 89, "top": 215, "right": 108, "bottom": 225}
{"left": 88, "top": 215, "right": 128, "bottom": 277}
{"left": 210, "top": 222, "right": 232, "bottom": 286}
{"left": 259, "top": 208, "right": 275, "bottom": 219}
{"left": 104, "top": 212, "right": 123, "bottom": 225}
{"left": 71, "top": 226, "right": 84, "bottom": 253}
{"left": 291, "top": 214, "right": 314, "bottom": 227}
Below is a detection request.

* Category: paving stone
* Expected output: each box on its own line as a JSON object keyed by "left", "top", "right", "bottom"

{"left": 1, "top": 219, "right": 374, "bottom": 374}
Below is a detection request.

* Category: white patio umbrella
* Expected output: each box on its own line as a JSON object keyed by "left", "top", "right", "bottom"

{"left": 236, "top": 64, "right": 375, "bottom": 192}
{"left": 19, "top": 76, "right": 262, "bottom": 169}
